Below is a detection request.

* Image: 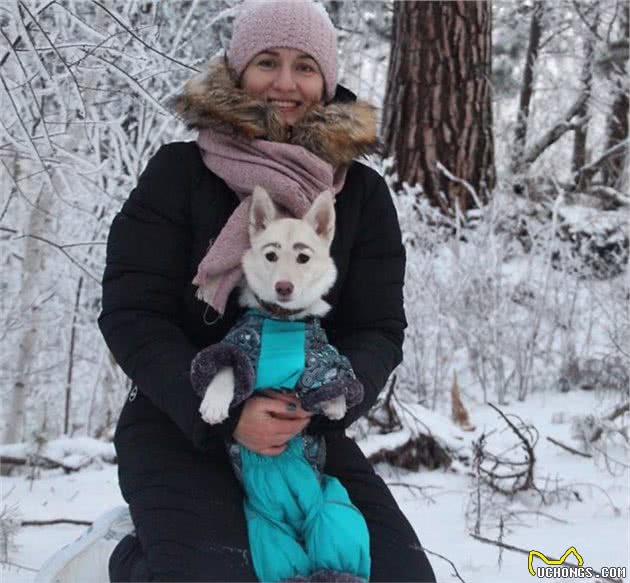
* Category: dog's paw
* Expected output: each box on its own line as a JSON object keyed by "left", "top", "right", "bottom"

{"left": 199, "top": 367, "right": 235, "bottom": 425}
{"left": 194, "top": 284, "right": 214, "bottom": 306}
{"left": 321, "top": 395, "right": 346, "bottom": 420}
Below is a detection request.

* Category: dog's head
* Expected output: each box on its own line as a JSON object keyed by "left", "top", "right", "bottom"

{"left": 241, "top": 186, "right": 337, "bottom": 317}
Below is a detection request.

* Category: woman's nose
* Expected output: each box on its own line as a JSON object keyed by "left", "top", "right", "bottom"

{"left": 272, "top": 65, "right": 297, "bottom": 92}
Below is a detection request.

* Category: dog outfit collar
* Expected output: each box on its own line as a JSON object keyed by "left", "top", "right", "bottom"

{"left": 253, "top": 294, "right": 305, "bottom": 319}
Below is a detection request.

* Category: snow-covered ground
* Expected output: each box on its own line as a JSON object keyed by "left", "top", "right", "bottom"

{"left": 1, "top": 3, "right": 628, "bottom": 582}
{"left": 376, "top": 389, "right": 629, "bottom": 583}
{"left": 2, "top": 390, "right": 628, "bottom": 583}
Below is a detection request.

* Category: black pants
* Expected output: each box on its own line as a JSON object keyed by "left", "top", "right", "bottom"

{"left": 110, "top": 393, "right": 435, "bottom": 582}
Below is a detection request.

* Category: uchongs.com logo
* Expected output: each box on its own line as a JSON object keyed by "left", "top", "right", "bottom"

{"left": 528, "top": 546, "right": 627, "bottom": 579}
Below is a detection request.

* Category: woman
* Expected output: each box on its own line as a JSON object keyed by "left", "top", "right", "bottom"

{"left": 99, "top": 1, "right": 436, "bottom": 581}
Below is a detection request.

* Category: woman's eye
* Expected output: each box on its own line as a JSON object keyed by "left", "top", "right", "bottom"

{"left": 257, "top": 59, "right": 276, "bottom": 69}
{"left": 296, "top": 253, "right": 310, "bottom": 264}
{"left": 297, "top": 63, "right": 316, "bottom": 73}
{"left": 265, "top": 252, "right": 278, "bottom": 262}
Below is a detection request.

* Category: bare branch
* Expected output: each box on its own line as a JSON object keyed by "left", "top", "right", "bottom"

{"left": 591, "top": 445, "right": 630, "bottom": 471}
{"left": 587, "top": 185, "right": 630, "bottom": 208}
{"left": 0, "top": 75, "right": 64, "bottom": 200}
{"left": 55, "top": 240, "right": 106, "bottom": 249}
{"left": 90, "top": 0, "right": 199, "bottom": 73}
{"left": 436, "top": 161, "right": 484, "bottom": 211}
{"left": 576, "top": 138, "right": 629, "bottom": 182}
{"left": 17, "top": 1, "right": 86, "bottom": 118}
{"left": 21, "top": 518, "right": 91, "bottom": 527}
{"left": 66, "top": 27, "right": 143, "bottom": 70}
{"left": 167, "top": 0, "right": 200, "bottom": 58}
{"left": 0, "top": 0, "right": 56, "bottom": 68}
{"left": 567, "top": 482, "right": 621, "bottom": 514}
{"left": 49, "top": 0, "right": 110, "bottom": 41}
{"left": 0, "top": 26, "right": 54, "bottom": 151}
{"left": 523, "top": 93, "right": 590, "bottom": 166}
{"left": 80, "top": 50, "right": 172, "bottom": 117}
{"left": 508, "top": 509, "right": 569, "bottom": 524}
{"left": 422, "top": 547, "right": 467, "bottom": 583}
{"left": 0, "top": 561, "right": 38, "bottom": 573}
{"left": 0, "top": 187, "right": 16, "bottom": 223}
{"left": 479, "top": 404, "right": 537, "bottom": 495}
{"left": 570, "top": 0, "right": 604, "bottom": 41}
{"left": 1, "top": 454, "right": 89, "bottom": 473}
{"left": 590, "top": 401, "right": 630, "bottom": 443}
{"left": 12, "top": 233, "right": 101, "bottom": 283}
{"left": 539, "top": 20, "right": 578, "bottom": 50}
{"left": 546, "top": 436, "right": 593, "bottom": 457}
{"left": 386, "top": 481, "right": 439, "bottom": 504}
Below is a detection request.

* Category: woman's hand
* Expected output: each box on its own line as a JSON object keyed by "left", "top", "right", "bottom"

{"left": 233, "top": 391, "right": 312, "bottom": 456}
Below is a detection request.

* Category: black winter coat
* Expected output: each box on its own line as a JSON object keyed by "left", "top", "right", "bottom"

{"left": 98, "top": 141, "right": 406, "bottom": 450}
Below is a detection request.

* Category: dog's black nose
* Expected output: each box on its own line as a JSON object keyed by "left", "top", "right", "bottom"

{"left": 275, "top": 281, "right": 294, "bottom": 298}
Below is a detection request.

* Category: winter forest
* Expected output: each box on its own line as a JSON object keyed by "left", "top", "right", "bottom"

{"left": 1, "top": 1, "right": 628, "bottom": 581}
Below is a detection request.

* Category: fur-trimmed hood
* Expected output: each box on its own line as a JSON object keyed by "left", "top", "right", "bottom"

{"left": 173, "top": 58, "right": 378, "bottom": 167}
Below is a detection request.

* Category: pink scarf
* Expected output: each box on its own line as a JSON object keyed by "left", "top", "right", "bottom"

{"left": 193, "top": 128, "right": 347, "bottom": 315}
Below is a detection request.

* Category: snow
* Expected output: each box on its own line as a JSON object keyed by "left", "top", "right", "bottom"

{"left": 357, "top": 389, "right": 629, "bottom": 583}
{"left": 1, "top": 2, "right": 628, "bottom": 583}
{"left": 1, "top": 466, "right": 124, "bottom": 583}
{"left": 2, "top": 390, "right": 627, "bottom": 583}
{"left": 558, "top": 204, "right": 628, "bottom": 238}
{"left": 0, "top": 438, "right": 116, "bottom": 467}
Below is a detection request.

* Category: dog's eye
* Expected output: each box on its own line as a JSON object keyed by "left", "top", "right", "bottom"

{"left": 265, "top": 252, "right": 278, "bottom": 262}
{"left": 296, "top": 253, "right": 310, "bottom": 264}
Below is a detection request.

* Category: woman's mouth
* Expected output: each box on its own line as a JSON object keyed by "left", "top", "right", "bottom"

{"left": 269, "top": 100, "right": 301, "bottom": 110}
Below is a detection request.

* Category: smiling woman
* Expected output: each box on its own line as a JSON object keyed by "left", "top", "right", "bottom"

{"left": 95, "top": 0, "right": 436, "bottom": 581}
{"left": 241, "top": 49, "right": 325, "bottom": 126}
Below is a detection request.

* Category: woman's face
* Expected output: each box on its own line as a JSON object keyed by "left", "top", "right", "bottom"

{"left": 241, "top": 48, "right": 325, "bottom": 126}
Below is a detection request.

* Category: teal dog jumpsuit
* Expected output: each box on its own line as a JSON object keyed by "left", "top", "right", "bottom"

{"left": 191, "top": 311, "right": 370, "bottom": 581}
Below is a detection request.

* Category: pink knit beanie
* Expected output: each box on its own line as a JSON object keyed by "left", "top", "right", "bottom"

{"left": 228, "top": 0, "right": 338, "bottom": 100}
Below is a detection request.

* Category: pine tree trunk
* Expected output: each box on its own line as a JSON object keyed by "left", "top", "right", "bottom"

{"left": 511, "top": 1, "right": 544, "bottom": 176}
{"left": 383, "top": 0, "right": 495, "bottom": 214}
{"left": 572, "top": 34, "right": 596, "bottom": 189}
{"left": 602, "top": 3, "right": 629, "bottom": 189}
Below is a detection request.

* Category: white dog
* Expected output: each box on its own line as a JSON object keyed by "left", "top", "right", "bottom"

{"left": 190, "top": 187, "right": 369, "bottom": 581}
{"left": 197, "top": 186, "right": 359, "bottom": 425}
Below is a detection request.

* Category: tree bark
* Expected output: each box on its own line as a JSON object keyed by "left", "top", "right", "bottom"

{"left": 602, "top": 2, "right": 629, "bottom": 189}
{"left": 511, "top": 1, "right": 544, "bottom": 175}
{"left": 572, "top": 34, "right": 596, "bottom": 188}
{"left": 4, "top": 193, "right": 49, "bottom": 445}
{"left": 383, "top": 0, "right": 495, "bottom": 214}
{"left": 326, "top": 0, "right": 342, "bottom": 28}
{"left": 522, "top": 92, "right": 588, "bottom": 167}
{"left": 64, "top": 276, "right": 83, "bottom": 435}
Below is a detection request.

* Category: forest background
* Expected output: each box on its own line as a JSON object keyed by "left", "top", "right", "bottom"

{"left": 0, "top": 1, "right": 628, "bottom": 582}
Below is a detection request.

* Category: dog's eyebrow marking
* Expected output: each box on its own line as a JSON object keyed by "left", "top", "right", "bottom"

{"left": 293, "top": 243, "right": 312, "bottom": 251}
{"left": 262, "top": 242, "right": 281, "bottom": 250}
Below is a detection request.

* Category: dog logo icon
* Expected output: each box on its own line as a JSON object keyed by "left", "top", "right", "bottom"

{"left": 528, "top": 546, "right": 584, "bottom": 576}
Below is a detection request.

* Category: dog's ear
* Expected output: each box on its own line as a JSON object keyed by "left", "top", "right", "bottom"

{"left": 304, "top": 190, "right": 335, "bottom": 246}
{"left": 249, "top": 186, "right": 276, "bottom": 239}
